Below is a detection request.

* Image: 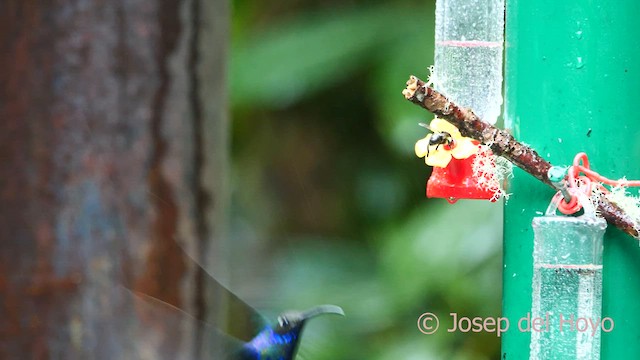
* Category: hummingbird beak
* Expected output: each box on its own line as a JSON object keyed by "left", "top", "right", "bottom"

{"left": 300, "top": 305, "right": 345, "bottom": 320}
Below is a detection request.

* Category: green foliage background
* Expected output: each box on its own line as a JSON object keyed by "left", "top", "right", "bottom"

{"left": 229, "top": 1, "right": 503, "bottom": 358}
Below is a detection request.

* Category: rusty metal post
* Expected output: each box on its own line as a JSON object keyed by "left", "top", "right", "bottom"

{"left": 0, "top": 0, "right": 228, "bottom": 358}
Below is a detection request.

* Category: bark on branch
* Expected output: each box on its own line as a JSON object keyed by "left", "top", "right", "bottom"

{"left": 403, "top": 75, "right": 639, "bottom": 239}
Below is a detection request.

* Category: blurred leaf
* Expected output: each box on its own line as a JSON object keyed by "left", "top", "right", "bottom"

{"left": 267, "top": 239, "right": 397, "bottom": 360}
{"left": 377, "top": 200, "right": 502, "bottom": 310}
{"left": 231, "top": 4, "right": 431, "bottom": 109}
{"left": 372, "top": 35, "right": 435, "bottom": 156}
{"left": 230, "top": 1, "right": 502, "bottom": 358}
{"left": 355, "top": 169, "right": 407, "bottom": 220}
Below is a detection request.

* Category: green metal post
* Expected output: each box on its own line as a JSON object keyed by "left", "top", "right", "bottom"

{"left": 503, "top": 1, "right": 640, "bottom": 359}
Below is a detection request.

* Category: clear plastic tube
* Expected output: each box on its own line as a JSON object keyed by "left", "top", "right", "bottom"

{"left": 434, "top": 0, "right": 504, "bottom": 124}
{"left": 530, "top": 198, "right": 606, "bottom": 359}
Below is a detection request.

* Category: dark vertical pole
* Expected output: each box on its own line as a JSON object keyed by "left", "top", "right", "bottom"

{"left": 0, "top": 0, "right": 228, "bottom": 358}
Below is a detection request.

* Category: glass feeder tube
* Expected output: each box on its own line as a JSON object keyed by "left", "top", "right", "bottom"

{"left": 434, "top": 0, "right": 504, "bottom": 124}
{"left": 530, "top": 197, "right": 606, "bottom": 360}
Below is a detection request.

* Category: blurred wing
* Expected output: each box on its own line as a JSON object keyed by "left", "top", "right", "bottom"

{"left": 183, "top": 249, "right": 270, "bottom": 342}
{"left": 122, "top": 286, "right": 246, "bottom": 360}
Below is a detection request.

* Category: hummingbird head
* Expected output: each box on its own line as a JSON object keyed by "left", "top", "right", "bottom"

{"left": 240, "top": 305, "right": 344, "bottom": 359}
{"left": 274, "top": 304, "right": 345, "bottom": 335}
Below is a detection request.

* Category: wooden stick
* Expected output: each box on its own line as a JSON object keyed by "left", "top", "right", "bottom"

{"left": 403, "top": 75, "right": 639, "bottom": 238}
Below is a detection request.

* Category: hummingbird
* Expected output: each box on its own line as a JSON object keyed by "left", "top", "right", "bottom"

{"left": 128, "top": 248, "right": 344, "bottom": 360}
{"left": 235, "top": 304, "right": 345, "bottom": 359}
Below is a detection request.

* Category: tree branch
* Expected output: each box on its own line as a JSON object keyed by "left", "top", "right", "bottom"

{"left": 403, "top": 75, "right": 639, "bottom": 239}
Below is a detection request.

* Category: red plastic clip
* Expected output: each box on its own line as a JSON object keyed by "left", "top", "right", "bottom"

{"left": 426, "top": 147, "right": 496, "bottom": 204}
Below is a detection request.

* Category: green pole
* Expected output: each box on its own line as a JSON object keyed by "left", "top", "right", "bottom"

{"left": 503, "top": 1, "right": 640, "bottom": 359}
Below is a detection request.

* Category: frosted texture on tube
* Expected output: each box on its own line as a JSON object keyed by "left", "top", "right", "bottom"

{"left": 530, "top": 216, "right": 606, "bottom": 360}
{"left": 434, "top": 0, "right": 504, "bottom": 124}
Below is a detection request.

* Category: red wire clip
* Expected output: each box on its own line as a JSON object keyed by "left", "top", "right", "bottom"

{"left": 553, "top": 152, "right": 640, "bottom": 214}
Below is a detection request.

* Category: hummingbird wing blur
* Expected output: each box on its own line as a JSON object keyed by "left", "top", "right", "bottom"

{"left": 119, "top": 285, "right": 246, "bottom": 360}
{"left": 181, "top": 249, "right": 270, "bottom": 342}
{"left": 123, "top": 243, "right": 341, "bottom": 359}
{"left": 123, "top": 247, "right": 270, "bottom": 358}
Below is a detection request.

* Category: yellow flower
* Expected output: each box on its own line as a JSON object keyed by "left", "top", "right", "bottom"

{"left": 415, "top": 118, "right": 479, "bottom": 168}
